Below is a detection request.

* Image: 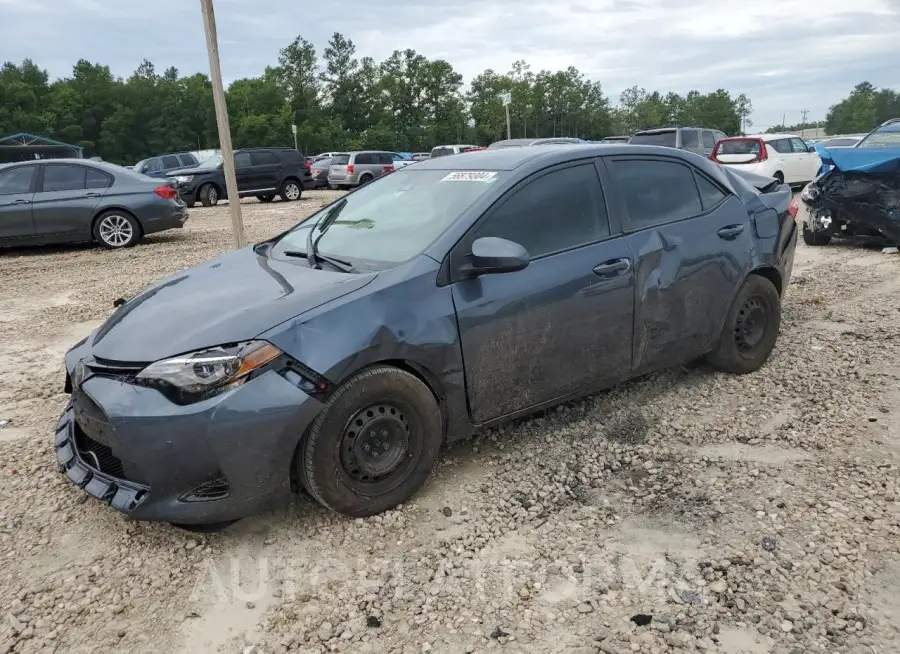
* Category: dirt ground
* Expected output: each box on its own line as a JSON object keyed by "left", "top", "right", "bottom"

{"left": 0, "top": 194, "right": 898, "bottom": 654}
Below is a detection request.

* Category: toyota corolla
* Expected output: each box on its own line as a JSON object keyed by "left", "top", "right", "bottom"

{"left": 55, "top": 144, "right": 797, "bottom": 528}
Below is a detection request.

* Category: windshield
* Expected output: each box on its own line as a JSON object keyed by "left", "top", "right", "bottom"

{"left": 630, "top": 131, "right": 677, "bottom": 147}
{"left": 270, "top": 168, "right": 505, "bottom": 270}
{"left": 196, "top": 154, "right": 224, "bottom": 170}
{"left": 856, "top": 126, "right": 900, "bottom": 148}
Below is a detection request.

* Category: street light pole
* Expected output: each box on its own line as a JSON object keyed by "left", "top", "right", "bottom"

{"left": 200, "top": 0, "right": 245, "bottom": 249}
{"left": 500, "top": 92, "right": 512, "bottom": 140}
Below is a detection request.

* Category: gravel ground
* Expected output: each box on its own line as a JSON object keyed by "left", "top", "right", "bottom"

{"left": 0, "top": 195, "right": 898, "bottom": 654}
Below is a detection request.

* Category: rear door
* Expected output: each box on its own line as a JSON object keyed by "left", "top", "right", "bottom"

{"left": 31, "top": 163, "right": 109, "bottom": 240}
{"left": 701, "top": 130, "right": 717, "bottom": 158}
{"left": 767, "top": 139, "right": 798, "bottom": 182}
{"left": 605, "top": 155, "right": 752, "bottom": 373}
{"left": 450, "top": 161, "right": 635, "bottom": 423}
{"left": 680, "top": 129, "right": 703, "bottom": 155}
{"left": 249, "top": 151, "right": 281, "bottom": 191}
{"left": 0, "top": 164, "right": 38, "bottom": 242}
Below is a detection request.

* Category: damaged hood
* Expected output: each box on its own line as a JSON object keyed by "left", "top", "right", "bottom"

{"left": 88, "top": 246, "right": 377, "bottom": 362}
{"left": 804, "top": 149, "right": 900, "bottom": 244}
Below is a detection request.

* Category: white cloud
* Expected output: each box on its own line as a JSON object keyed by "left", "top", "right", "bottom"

{"left": 1, "top": 0, "right": 898, "bottom": 129}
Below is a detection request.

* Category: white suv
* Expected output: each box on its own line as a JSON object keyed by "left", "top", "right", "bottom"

{"left": 710, "top": 134, "right": 821, "bottom": 186}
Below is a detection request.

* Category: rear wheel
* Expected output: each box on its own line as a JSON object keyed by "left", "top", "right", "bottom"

{"left": 280, "top": 179, "right": 302, "bottom": 202}
{"left": 297, "top": 366, "right": 443, "bottom": 517}
{"left": 199, "top": 183, "right": 219, "bottom": 207}
{"left": 707, "top": 275, "right": 781, "bottom": 374}
{"left": 93, "top": 211, "right": 142, "bottom": 249}
{"left": 358, "top": 174, "right": 374, "bottom": 186}
{"left": 257, "top": 194, "right": 275, "bottom": 203}
{"left": 803, "top": 209, "right": 834, "bottom": 246}
{"left": 185, "top": 200, "right": 196, "bottom": 209}
{"left": 773, "top": 171, "right": 784, "bottom": 185}
{"left": 802, "top": 225, "right": 832, "bottom": 246}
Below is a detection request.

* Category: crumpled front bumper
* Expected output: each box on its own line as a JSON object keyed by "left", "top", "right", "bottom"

{"left": 55, "top": 347, "right": 326, "bottom": 525}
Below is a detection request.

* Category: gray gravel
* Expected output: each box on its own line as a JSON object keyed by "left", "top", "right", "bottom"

{"left": 0, "top": 197, "right": 898, "bottom": 654}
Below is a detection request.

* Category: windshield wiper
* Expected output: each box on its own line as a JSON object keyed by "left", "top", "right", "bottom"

{"left": 282, "top": 250, "right": 357, "bottom": 272}
{"left": 306, "top": 198, "right": 348, "bottom": 269}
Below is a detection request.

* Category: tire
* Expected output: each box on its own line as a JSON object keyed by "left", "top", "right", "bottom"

{"left": 802, "top": 225, "right": 832, "bottom": 246}
{"left": 92, "top": 211, "right": 142, "bottom": 249}
{"left": 297, "top": 366, "right": 443, "bottom": 518}
{"left": 706, "top": 275, "right": 781, "bottom": 375}
{"left": 358, "top": 174, "right": 374, "bottom": 186}
{"left": 199, "top": 183, "right": 219, "bottom": 207}
{"left": 280, "top": 179, "right": 302, "bottom": 202}
{"left": 257, "top": 194, "right": 275, "bottom": 203}
{"left": 773, "top": 171, "right": 784, "bottom": 185}
{"left": 185, "top": 200, "right": 196, "bottom": 209}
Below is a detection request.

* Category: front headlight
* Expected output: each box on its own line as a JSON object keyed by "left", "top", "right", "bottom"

{"left": 800, "top": 182, "right": 818, "bottom": 203}
{"left": 174, "top": 175, "right": 194, "bottom": 183}
{"left": 136, "top": 340, "right": 282, "bottom": 404}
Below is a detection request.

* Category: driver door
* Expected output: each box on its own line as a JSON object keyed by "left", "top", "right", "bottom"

{"left": 449, "top": 161, "right": 635, "bottom": 424}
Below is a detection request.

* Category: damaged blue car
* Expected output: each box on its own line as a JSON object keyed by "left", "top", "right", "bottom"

{"left": 801, "top": 118, "right": 900, "bottom": 246}
{"left": 56, "top": 144, "right": 797, "bottom": 528}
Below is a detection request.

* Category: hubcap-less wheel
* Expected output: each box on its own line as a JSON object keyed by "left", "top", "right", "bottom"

{"left": 341, "top": 404, "right": 410, "bottom": 484}
{"left": 734, "top": 297, "right": 767, "bottom": 352}
{"left": 284, "top": 183, "right": 300, "bottom": 200}
{"left": 207, "top": 187, "right": 218, "bottom": 203}
{"left": 98, "top": 214, "right": 133, "bottom": 247}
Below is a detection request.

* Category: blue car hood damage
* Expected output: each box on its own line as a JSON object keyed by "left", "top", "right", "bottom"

{"left": 805, "top": 148, "right": 900, "bottom": 244}
{"left": 89, "top": 246, "right": 377, "bottom": 362}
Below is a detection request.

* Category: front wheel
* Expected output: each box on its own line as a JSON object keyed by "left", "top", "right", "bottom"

{"left": 199, "top": 184, "right": 219, "bottom": 207}
{"left": 297, "top": 366, "right": 443, "bottom": 517}
{"left": 93, "top": 211, "right": 141, "bottom": 249}
{"left": 280, "top": 179, "right": 302, "bottom": 202}
{"left": 706, "top": 275, "right": 781, "bottom": 375}
{"left": 802, "top": 226, "right": 832, "bottom": 246}
{"left": 257, "top": 194, "right": 275, "bottom": 203}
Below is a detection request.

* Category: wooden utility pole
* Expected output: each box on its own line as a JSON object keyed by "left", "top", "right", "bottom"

{"left": 200, "top": 0, "right": 245, "bottom": 248}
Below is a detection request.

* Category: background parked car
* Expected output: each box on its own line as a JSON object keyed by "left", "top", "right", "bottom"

{"left": 486, "top": 137, "right": 584, "bottom": 149}
{"left": 166, "top": 147, "right": 313, "bottom": 207}
{"left": 599, "top": 135, "right": 632, "bottom": 144}
{"left": 391, "top": 152, "right": 417, "bottom": 169}
{"left": 430, "top": 144, "right": 478, "bottom": 158}
{"left": 629, "top": 127, "right": 727, "bottom": 157}
{"left": 412, "top": 152, "right": 431, "bottom": 161}
{"left": 0, "top": 159, "right": 187, "bottom": 249}
{"left": 710, "top": 134, "right": 820, "bottom": 186}
{"left": 132, "top": 152, "right": 199, "bottom": 177}
{"left": 310, "top": 155, "right": 344, "bottom": 188}
{"left": 327, "top": 151, "right": 395, "bottom": 189}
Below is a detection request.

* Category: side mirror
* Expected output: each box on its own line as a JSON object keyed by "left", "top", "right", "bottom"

{"left": 808, "top": 145, "right": 816, "bottom": 153}
{"left": 462, "top": 237, "right": 529, "bottom": 278}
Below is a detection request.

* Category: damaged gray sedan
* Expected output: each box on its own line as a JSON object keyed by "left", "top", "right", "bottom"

{"left": 56, "top": 144, "right": 797, "bottom": 527}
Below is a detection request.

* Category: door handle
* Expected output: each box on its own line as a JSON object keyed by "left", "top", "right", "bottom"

{"left": 12, "top": 199, "right": 31, "bottom": 205}
{"left": 84, "top": 192, "right": 101, "bottom": 198}
{"left": 593, "top": 258, "right": 631, "bottom": 277}
{"left": 717, "top": 225, "right": 745, "bottom": 240}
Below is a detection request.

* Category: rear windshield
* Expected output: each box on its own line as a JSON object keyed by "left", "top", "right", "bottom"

{"left": 717, "top": 139, "right": 761, "bottom": 155}
{"left": 330, "top": 155, "right": 350, "bottom": 165}
{"left": 630, "top": 131, "right": 677, "bottom": 147}
{"left": 271, "top": 168, "right": 506, "bottom": 269}
{"left": 431, "top": 147, "right": 455, "bottom": 158}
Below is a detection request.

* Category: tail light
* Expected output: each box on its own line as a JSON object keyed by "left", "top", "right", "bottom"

{"left": 346, "top": 164, "right": 355, "bottom": 174}
{"left": 382, "top": 165, "right": 394, "bottom": 173}
{"left": 304, "top": 161, "right": 311, "bottom": 172}
{"left": 154, "top": 185, "right": 177, "bottom": 200}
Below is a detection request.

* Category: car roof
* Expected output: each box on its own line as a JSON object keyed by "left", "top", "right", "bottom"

{"left": 411, "top": 143, "right": 721, "bottom": 172}
{"left": 750, "top": 133, "right": 800, "bottom": 140}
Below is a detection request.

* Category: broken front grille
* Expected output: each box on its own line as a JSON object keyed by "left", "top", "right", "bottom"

{"left": 74, "top": 423, "right": 126, "bottom": 479}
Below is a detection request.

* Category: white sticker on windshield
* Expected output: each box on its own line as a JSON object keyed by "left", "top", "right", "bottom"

{"left": 440, "top": 171, "right": 498, "bottom": 182}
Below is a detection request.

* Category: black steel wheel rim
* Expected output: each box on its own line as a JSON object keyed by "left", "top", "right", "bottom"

{"left": 734, "top": 297, "right": 767, "bottom": 352}
{"left": 341, "top": 403, "right": 411, "bottom": 484}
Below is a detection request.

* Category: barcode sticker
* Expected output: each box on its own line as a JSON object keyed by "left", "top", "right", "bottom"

{"left": 440, "top": 171, "right": 498, "bottom": 182}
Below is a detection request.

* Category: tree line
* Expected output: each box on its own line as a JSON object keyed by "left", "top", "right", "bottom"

{"left": 0, "top": 32, "right": 894, "bottom": 165}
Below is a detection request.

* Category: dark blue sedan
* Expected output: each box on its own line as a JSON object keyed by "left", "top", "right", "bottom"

{"left": 55, "top": 144, "right": 797, "bottom": 527}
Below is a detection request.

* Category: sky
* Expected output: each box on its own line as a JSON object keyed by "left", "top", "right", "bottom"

{"left": 2, "top": 0, "right": 899, "bottom": 131}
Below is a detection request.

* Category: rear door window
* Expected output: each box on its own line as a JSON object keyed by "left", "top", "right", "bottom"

{"left": 609, "top": 158, "right": 703, "bottom": 230}
{"left": 234, "top": 152, "right": 251, "bottom": 168}
{"left": 680, "top": 129, "right": 700, "bottom": 149}
{"left": 251, "top": 151, "right": 279, "bottom": 166}
{"left": 161, "top": 155, "right": 180, "bottom": 169}
{"left": 768, "top": 139, "right": 792, "bottom": 154}
{"left": 42, "top": 165, "right": 87, "bottom": 192}
{"left": 178, "top": 153, "right": 198, "bottom": 167}
{"left": 629, "top": 131, "right": 677, "bottom": 147}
